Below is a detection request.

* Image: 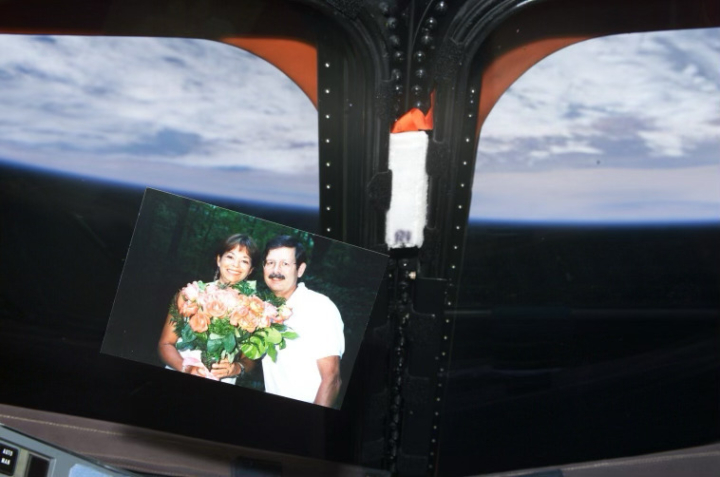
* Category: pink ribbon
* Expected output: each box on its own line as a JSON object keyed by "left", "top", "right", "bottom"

{"left": 181, "top": 356, "right": 219, "bottom": 381}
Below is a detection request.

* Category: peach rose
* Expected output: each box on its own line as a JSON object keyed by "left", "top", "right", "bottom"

{"left": 203, "top": 293, "right": 228, "bottom": 318}
{"left": 236, "top": 313, "right": 258, "bottom": 333}
{"left": 263, "top": 303, "right": 278, "bottom": 324}
{"left": 179, "top": 299, "right": 199, "bottom": 317}
{"left": 229, "top": 306, "right": 250, "bottom": 327}
{"left": 249, "top": 296, "right": 265, "bottom": 315}
{"left": 181, "top": 282, "right": 200, "bottom": 302}
{"left": 276, "top": 305, "right": 293, "bottom": 324}
{"left": 218, "top": 288, "right": 242, "bottom": 309}
{"left": 188, "top": 311, "right": 210, "bottom": 333}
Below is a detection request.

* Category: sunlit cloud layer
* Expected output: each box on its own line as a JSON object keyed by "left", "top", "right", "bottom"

{"left": 475, "top": 28, "right": 720, "bottom": 222}
{"left": 0, "top": 35, "right": 319, "bottom": 206}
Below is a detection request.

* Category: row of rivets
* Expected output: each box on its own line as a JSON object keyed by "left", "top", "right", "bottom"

{"left": 321, "top": 60, "right": 333, "bottom": 235}
{"left": 386, "top": 258, "right": 413, "bottom": 473}
{"left": 429, "top": 82, "right": 479, "bottom": 473}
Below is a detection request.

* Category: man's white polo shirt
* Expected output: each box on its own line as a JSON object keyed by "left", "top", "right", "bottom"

{"left": 262, "top": 283, "right": 345, "bottom": 404}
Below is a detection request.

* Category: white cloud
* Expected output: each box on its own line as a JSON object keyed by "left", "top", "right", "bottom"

{"left": 474, "top": 28, "right": 720, "bottom": 221}
{"left": 0, "top": 35, "right": 319, "bottom": 174}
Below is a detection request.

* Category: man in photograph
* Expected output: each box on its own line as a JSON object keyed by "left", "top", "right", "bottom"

{"left": 258, "top": 235, "right": 345, "bottom": 407}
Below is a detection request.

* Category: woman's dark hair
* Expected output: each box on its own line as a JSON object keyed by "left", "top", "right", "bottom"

{"left": 263, "top": 235, "right": 307, "bottom": 267}
{"left": 215, "top": 234, "right": 259, "bottom": 268}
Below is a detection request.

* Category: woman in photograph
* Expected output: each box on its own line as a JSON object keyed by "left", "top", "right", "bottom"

{"left": 157, "top": 233, "right": 258, "bottom": 382}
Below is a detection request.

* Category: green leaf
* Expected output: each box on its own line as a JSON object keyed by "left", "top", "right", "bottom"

{"left": 267, "top": 343, "right": 278, "bottom": 362}
{"left": 223, "top": 333, "right": 237, "bottom": 353}
{"left": 281, "top": 330, "right": 299, "bottom": 340}
{"left": 176, "top": 340, "right": 194, "bottom": 351}
{"left": 279, "top": 339, "right": 287, "bottom": 350}
{"left": 180, "top": 324, "right": 197, "bottom": 343}
{"left": 249, "top": 335, "right": 267, "bottom": 355}
{"left": 241, "top": 342, "right": 260, "bottom": 360}
{"left": 232, "top": 280, "right": 257, "bottom": 296}
{"left": 266, "top": 327, "right": 282, "bottom": 344}
{"left": 207, "top": 338, "right": 224, "bottom": 356}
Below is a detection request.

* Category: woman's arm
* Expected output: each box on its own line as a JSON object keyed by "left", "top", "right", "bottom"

{"left": 158, "top": 316, "right": 208, "bottom": 377}
{"left": 157, "top": 313, "right": 183, "bottom": 371}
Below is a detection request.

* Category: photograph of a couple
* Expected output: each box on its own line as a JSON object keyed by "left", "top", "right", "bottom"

{"left": 102, "top": 189, "right": 387, "bottom": 409}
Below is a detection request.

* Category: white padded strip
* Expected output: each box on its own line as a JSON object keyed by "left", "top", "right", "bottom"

{"left": 385, "top": 131, "right": 429, "bottom": 248}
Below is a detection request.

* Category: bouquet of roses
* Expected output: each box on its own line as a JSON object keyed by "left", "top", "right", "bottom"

{"left": 169, "top": 280, "right": 296, "bottom": 375}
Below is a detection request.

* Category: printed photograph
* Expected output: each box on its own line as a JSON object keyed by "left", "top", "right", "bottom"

{"left": 102, "top": 188, "right": 388, "bottom": 409}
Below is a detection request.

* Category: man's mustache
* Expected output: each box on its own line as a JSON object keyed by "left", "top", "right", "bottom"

{"left": 268, "top": 272, "right": 285, "bottom": 280}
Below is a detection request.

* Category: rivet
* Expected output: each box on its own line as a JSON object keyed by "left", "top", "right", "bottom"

{"left": 447, "top": 301, "right": 451, "bottom": 305}
{"left": 325, "top": 62, "right": 331, "bottom": 68}
{"left": 415, "top": 68, "right": 426, "bottom": 78}
{"left": 451, "top": 264, "right": 456, "bottom": 269}
{"left": 326, "top": 206, "right": 331, "bottom": 211}
{"left": 435, "top": 412, "right": 440, "bottom": 416}
{"left": 389, "top": 35, "right": 400, "bottom": 47}
{"left": 471, "top": 88, "right": 476, "bottom": 94}
{"left": 458, "top": 205, "right": 463, "bottom": 209}
{"left": 326, "top": 184, "right": 331, "bottom": 189}
{"left": 326, "top": 227, "right": 331, "bottom": 232}
{"left": 325, "top": 88, "right": 331, "bottom": 94}
{"left": 325, "top": 114, "right": 330, "bottom": 119}
{"left": 425, "top": 17, "right": 438, "bottom": 30}
{"left": 435, "top": 1, "right": 448, "bottom": 14}
{"left": 411, "top": 84, "right": 423, "bottom": 96}
{"left": 325, "top": 138, "right": 331, "bottom": 143}
{"left": 446, "top": 318, "right": 450, "bottom": 323}
{"left": 463, "top": 161, "right": 467, "bottom": 165}
{"left": 465, "top": 137, "right": 470, "bottom": 142}
{"left": 393, "top": 51, "right": 405, "bottom": 62}
{"left": 443, "top": 336, "right": 448, "bottom": 340}
{"left": 391, "top": 68, "right": 402, "bottom": 81}
{"left": 468, "top": 112, "right": 474, "bottom": 118}
{"left": 442, "top": 351, "right": 446, "bottom": 356}
{"left": 420, "top": 34, "right": 433, "bottom": 45}
{"left": 414, "top": 50, "right": 426, "bottom": 63}
{"left": 386, "top": 17, "right": 398, "bottom": 29}
{"left": 454, "top": 245, "right": 458, "bottom": 249}
{"left": 456, "top": 225, "right": 460, "bottom": 230}
{"left": 326, "top": 162, "right": 331, "bottom": 167}
{"left": 460, "top": 183, "right": 465, "bottom": 187}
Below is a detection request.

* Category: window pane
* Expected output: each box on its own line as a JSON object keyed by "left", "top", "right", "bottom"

{"left": 459, "top": 28, "right": 720, "bottom": 309}
{"left": 472, "top": 28, "right": 719, "bottom": 224}
{"left": 0, "top": 35, "right": 319, "bottom": 213}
